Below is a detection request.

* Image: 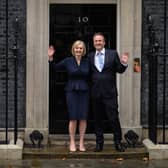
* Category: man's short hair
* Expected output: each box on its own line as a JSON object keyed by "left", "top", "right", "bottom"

{"left": 93, "top": 32, "right": 106, "bottom": 41}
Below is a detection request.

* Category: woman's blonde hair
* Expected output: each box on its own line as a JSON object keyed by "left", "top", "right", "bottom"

{"left": 71, "top": 40, "right": 86, "bottom": 57}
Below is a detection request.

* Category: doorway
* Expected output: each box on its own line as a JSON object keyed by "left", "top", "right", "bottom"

{"left": 49, "top": 4, "right": 117, "bottom": 133}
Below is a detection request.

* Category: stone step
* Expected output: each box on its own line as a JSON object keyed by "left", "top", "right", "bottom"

{"left": 23, "top": 134, "right": 148, "bottom": 159}
{"left": 49, "top": 134, "right": 114, "bottom": 145}
{"left": 23, "top": 143, "right": 148, "bottom": 159}
{"left": 49, "top": 134, "right": 113, "bottom": 140}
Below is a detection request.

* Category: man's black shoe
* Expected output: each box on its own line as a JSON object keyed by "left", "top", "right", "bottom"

{"left": 115, "top": 143, "right": 125, "bottom": 152}
{"left": 94, "top": 143, "right": 103, "bottom": 152}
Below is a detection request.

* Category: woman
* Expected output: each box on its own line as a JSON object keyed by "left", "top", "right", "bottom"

{"left": 48, "top": 40, "right": 89, "bottom": 152}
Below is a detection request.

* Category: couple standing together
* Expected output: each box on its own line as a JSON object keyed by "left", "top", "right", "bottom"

{"left": 48, "top": 32, "right": 129, "bottom": 153}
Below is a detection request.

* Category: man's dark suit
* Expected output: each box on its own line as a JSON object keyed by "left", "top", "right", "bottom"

{"left": 88, "top": 49, "right": 127, "bottom": 147}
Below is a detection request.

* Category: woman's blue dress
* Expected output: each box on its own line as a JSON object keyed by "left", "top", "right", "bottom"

{"left": 50, "top": 56, "right": 90, "bottom": 120}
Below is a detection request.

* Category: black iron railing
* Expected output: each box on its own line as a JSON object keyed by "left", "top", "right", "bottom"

{"left": 147, "top": 14, "right": 159, "bottom": 144}
{"left": 162, "top": 0, "right": 167, "bottom": 144}
{"left": 0, "top": 0, "right": 18, "bottom": 144}
{"left": 147, "top": 0, "right": 167, "bottom": 144}
{"left": 5, "top": 0, "right": 9, "bottom": 145}
{"left": 12, "top": 17, "right": 19, "bottom": 145}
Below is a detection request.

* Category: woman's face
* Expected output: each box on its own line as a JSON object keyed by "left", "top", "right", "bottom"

{"left": 74, "top": 44, "right": 84, "bottom": 57}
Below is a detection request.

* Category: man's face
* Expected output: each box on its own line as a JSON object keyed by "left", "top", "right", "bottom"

{"left": 93, "top": 35, "right": 105, "bottom": 51}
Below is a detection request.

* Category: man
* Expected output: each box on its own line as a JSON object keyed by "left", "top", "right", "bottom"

{"left": 88, "top": 32, "right": 128, "bottom": 152}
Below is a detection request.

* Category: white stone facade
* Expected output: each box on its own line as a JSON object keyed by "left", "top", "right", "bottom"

{"left": 25, "top": 0, "right": 142, "bottom": 144}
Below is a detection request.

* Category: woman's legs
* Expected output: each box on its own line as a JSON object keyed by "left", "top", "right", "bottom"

{"left": 69, "top": 120, "right": 87, "bottom": 151}
{"left": 79, "top": 120, "right": 87, "bottom": 151}
{"left": 69, "top": 120, "right": 77, "bottom": 151}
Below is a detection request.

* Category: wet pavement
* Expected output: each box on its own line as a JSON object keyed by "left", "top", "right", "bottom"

{"left": 0, "top": 159, "right": 168, "bottom": 168}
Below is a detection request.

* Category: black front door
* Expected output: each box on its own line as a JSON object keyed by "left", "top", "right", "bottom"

{"left": 49, "top": 4, "right": 117, "bottom": 134}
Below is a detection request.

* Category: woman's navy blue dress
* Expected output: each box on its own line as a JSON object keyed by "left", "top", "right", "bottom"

{"left": 50, "top": 57, "right": 90, "bottom": 120}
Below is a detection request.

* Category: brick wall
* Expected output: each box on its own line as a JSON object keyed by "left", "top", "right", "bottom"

{"left": 142, "top": 0, "right": 168, "bottom": 126}
{"left": 0, "top": 0, "right": 26, "bottom": 128}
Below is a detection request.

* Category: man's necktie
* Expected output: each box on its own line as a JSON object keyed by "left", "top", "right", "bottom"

{"left": 96, "top": 52, "right": 104, "bottom": 72}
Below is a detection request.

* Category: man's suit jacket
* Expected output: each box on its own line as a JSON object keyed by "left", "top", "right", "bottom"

{"left": 88, "top": 49, "right": 127, "bottom": 101}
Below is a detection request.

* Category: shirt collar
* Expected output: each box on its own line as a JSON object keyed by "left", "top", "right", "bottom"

{"left": 96, "top": 48, "right": 105, "bottom": 55}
